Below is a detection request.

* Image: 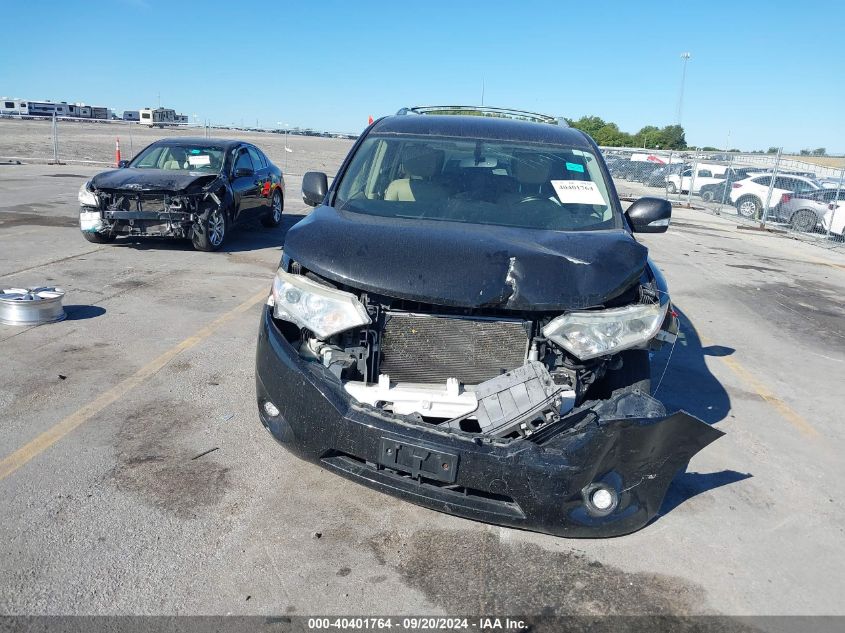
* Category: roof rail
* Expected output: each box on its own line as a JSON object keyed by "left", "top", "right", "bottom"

{"left": 397, "top": 105, "right": 564, "bottom": 126}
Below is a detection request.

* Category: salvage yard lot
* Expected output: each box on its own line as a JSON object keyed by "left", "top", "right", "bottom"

{"left": 1, "top": 144, "right": 844, "bottom": 618}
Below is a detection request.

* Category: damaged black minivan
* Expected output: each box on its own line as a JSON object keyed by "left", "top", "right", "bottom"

{"left": 255, "top": 108, "right": 722, "bottom": 537}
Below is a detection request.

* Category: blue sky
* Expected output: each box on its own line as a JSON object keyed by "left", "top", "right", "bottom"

{"left": 1, "top": 0, "right": 842, "bottom": 152}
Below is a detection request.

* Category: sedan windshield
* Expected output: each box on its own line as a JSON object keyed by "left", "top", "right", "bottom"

{"left": 130, "top": 143, "right": 225, "bottom": 173}
{"left": 334, "top": 134, "right": 621, "bottom": 231}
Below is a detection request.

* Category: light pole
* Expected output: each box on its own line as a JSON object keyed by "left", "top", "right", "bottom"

{"left": 676, "top": 52, "right": 692, "bottom": 126}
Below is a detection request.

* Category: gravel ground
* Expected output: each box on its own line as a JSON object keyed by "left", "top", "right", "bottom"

{"left": 0, "top": 118, "right": 354, "bottom": 176}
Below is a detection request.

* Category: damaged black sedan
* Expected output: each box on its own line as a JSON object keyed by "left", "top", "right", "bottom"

{"left": 78, "top": 138, "right": 284, "bottom": 251}
{"left": 255, "top": 109, "right": 722, "bottom": 537}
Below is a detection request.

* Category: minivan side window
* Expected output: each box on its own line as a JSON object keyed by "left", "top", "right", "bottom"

{"left": 698, "top": 169, "right": 712, "bottom": 178}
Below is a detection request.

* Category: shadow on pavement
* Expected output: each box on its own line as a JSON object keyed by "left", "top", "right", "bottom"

{"left": 660, "top": 469, "right": 752, "bottom": 516}
{"left": 652, "top": 306, "right": 732, "bottom": 426}
{"left": 109, "top": 213, "right": 306, "bottom": 254}
{"left": 649, "top": 305, "right": 749, "bottom": 516}
{"left": 64, "top": 305, "right": 106, "bottom": 320}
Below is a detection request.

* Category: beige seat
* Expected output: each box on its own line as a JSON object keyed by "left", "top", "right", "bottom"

{"left": 504, "top": 152, "right": 555, "bottom": 201}
{"left": 384, "top": 147, "right": 445, "bottom": 201}
{"left": 162, "top": 148, "right": 187, "bottom": 170}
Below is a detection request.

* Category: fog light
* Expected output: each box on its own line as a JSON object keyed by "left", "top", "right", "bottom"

{"left": 263, "top": 401, "right": 280, "bottom": 417}
{"left": 591, "top": 488, "right": 614, "bottom": 511}
{"left": 582, "top": 483, "right": 619, "bottom": 517}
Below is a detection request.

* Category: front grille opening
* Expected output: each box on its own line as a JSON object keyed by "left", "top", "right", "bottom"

{"left": 378, "top": 312, "right": 530, "bottom": 385}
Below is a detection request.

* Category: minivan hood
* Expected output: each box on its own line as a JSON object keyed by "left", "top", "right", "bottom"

{"left": 284, "top": 206, "right": 649, "bottom": 311}
{"left": 89, "top": 168, "right": 219, "bottom": 193}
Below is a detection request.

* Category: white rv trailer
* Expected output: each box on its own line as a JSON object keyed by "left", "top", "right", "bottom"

{"left": 1, "top": 98, "right": 29, "bottom": 116}
{"left": 139, "top": 107, "right": 176, "bottom": 126}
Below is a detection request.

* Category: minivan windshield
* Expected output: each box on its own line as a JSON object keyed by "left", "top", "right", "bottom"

{"left": 130, "top": 143, "right": 225, "bottom": 173}
{"left": 334, "top": 134, "right": 621, "bottom": 231}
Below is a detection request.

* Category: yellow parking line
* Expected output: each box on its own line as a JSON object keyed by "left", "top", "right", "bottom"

{"left": 715, "top": 350, "right": 818, "bottom": 438}
{"left": 0, "top": 288, "right": 268, "bottom": 481}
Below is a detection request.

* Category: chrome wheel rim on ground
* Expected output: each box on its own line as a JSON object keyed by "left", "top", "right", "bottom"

{"left": 208, "top": 210, "right": 225, "bottom": 247}
{"left": 0, "top": 287, "right": 66, "bottom": 326}
{"left": 272, "top": 192, "right": 282, "bottom": 222}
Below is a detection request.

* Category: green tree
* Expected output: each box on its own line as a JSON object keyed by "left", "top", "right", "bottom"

{"left": 593, "top": 123, "right": 629, "bottom": 147}
{"left": 634, "top": 125, "right": 661, "bottom": 148}
{"left": 567, "top": 116, "right": 608, "bottom": 139}
{"left": 656, "top": 125, "right": 687, "bottom": 150}
{"left": 766, "top": 147, "right": 779, "bottom": 154}
{"left": 812, "top": 147, "right": 827, "bottom": 156}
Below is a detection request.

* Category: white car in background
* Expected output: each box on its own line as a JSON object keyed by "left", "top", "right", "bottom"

{"left": 665, "top": 163, "right": 727, "bottom": 194}
{"left": 729, "top": 173, "right": 822, "bottom": 218}
{"left": 822, "top": 200, "right": 845, "bottom": 236}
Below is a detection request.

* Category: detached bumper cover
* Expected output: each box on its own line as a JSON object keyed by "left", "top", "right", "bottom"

{"left": 255, "top": 307, "right": 723, "bottom": 538}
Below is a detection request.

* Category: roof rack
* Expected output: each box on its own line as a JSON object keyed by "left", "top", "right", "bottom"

{"left": 397, "top": 105, "right": 564, "bottom": 126}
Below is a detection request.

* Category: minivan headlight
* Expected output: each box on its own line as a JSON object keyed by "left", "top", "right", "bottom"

{"left": 78, "top": 181, "right": 98, "bottom": 207}
{"left": 542, "top": 302, "right": 667, "bottom": 360}
{"left": 268, "top": 269, "right": 371, "bottom": 339}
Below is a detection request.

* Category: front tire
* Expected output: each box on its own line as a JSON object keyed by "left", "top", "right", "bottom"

{"left": 701, "top": 190, "right": 714, "bottom": 202}
{"left": 666, "top": 182, "right": 677, "bottom": 194}
{"left": 790, "top": 209, "right": 818, "bottom": 233}
{"left": 736, "top": 196, "right": 761, "bottom": 219}
{"left": 261, "top": 189, "right": 283, "bottom": 228}
{"left": 81, "top": 231, "right": 115, "bottom": 244}
{"left": 192, "top": 206, "right": 227, "bottom": 252}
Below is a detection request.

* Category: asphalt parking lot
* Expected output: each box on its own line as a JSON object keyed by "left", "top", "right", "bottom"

{"left": 1, "top": 160, "right": 844, "bottom": 618}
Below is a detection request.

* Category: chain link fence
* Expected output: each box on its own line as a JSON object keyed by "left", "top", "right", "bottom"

{"left": 0, "top": 114, "right": 212, "bottom": 165}
{"left": 604, "top": 146, "right": 845, "bottom": 249}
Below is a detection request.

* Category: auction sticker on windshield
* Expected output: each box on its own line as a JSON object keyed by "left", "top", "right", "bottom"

{"left": 551, "top": 180, "right": 605, "bottom": 205}
{"left": 188, "top": 154, "right": 211, "bottom": 166}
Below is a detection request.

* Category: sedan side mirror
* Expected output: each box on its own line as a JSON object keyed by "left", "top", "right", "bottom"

{"left": 626, "top": 197, "right": 672, "bottom": 233}
{"left": 234, "top": 167, "right": 254, "bottom": 179}
{"left": 118, "top": 160, "right": 130, "bottom": 168}
{"left": 302, "top": 171, "right": 328, "bottom": 207}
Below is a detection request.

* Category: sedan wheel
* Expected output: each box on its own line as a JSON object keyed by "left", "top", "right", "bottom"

{"left": 192, "top": 205, "right": 227, "bottom": 252}
{"left": 701, "top": 190, "right": 714, "bottom": 202}
{"left": 791, "top": 209, "right": 818, "bottom": 233}
{"left": 208, "top": 209, "right": 225, "bottom": 247}
{"left": 261, "top": 190, "right": 283, "bottom": 228}
{"left": 666, "top": 182, "right": 677, "bottom": 194}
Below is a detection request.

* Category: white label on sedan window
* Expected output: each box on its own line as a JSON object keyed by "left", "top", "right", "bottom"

{"left": 188, "top": 154, "right": 211, "bottom": 166}
{"left": 551, "top": 180, "right": 606, "bottom": 205}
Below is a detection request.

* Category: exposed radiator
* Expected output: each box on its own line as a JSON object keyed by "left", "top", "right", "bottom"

{"left": 378, "top": 312, "right": 530, "bottom": 385}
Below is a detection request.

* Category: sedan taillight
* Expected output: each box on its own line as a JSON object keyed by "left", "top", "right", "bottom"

{"left": 732, "top": 183, "right": 742, "bottom": 189}
{"left": 780, "top": 193, "right": 791, "bottom": 204}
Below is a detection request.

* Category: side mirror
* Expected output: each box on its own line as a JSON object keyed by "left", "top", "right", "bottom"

{"left": 302, "top": 171, "right": 328, "bottom": 207}
{"left": 626, "top": 197, "right": 672, "bottom": 233}
{"left": 234, "top": 167, "right": 254, "bottom": 178}
{"left": 118, "top": 160, "right": 130, "bottom": 168}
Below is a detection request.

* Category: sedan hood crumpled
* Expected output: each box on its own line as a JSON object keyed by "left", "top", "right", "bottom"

{"left": 89, "top": 168, "right": 219, "bottom": 193}
{"left": 284, "top": 206, "right": 649, "bottom": 310}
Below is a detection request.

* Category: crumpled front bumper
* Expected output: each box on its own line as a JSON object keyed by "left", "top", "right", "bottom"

{"left": 255, "top": 306, "right": 723, "bottom": 538}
